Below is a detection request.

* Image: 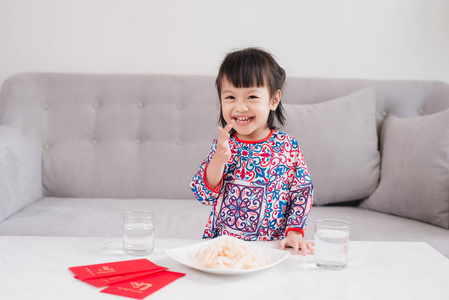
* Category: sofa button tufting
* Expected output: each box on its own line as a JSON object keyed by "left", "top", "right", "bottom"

{"left": 93, "top": 102, "right": 101, "bottom": 109}
{"left": 91, "top": 139, "right": 98, "bottom": 145}
{"left": 380, "top": 111, "right": 387, "bottom": 117}
{"left": 43, "top": 143, "right": 51, "bottom": 150}
{"left": 177, "top": 103, "right": 184, "bottom": 110}
{"left": 418, "top": 108, "right": 424, "bottom": 115}
{"left": 137, "top": 102, "right": 145, "bottom": 108}
{"left": 176, "top": 140, "right": 183, "bottom": 145}
{"left": 135, "top": 138, "right": 141, "bottom": 144}
{"left": 42, "top": 103, "right": 50, "bottom": 110}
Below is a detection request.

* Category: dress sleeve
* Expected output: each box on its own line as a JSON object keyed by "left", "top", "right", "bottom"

{"left": 190, "top": 139, "right": 224, "bottom": 205}
{"left": 285, "top": 142, "right": 314, "bottom": 237}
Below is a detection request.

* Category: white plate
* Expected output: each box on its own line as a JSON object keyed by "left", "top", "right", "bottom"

{"left": 165, "top": 236, "right": 290, "bottom": 275}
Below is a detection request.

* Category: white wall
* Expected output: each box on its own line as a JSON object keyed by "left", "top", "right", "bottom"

{"left": 1, "top": 0, "right": 448, "bottom": 85}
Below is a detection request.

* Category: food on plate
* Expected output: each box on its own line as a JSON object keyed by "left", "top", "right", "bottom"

{"left": 189, "top": 236, "right": 266, "bottom": 270}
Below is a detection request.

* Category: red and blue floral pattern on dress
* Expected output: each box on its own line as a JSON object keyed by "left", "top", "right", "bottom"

{"left": 190, "top": 130, "right": 313, "bottom": 241}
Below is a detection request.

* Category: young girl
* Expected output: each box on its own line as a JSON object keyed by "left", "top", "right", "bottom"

{"left": 190, "top": 48, "right": 314, "bottom": 255}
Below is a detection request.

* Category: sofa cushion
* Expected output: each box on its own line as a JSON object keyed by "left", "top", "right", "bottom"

{"left": 361, "top": 109, "right": 449, "bottom": 229}
{"left": 0, "top": 197, "right": 211, "bottom": 239}
{"left": 1, "top": 197, "right": 448, "bottom": 258}
{"left": 305, "top": 206, "right": 449, "bottom": 258}
{"left": 282, "top": 88, "right": 380, "bottom": 205}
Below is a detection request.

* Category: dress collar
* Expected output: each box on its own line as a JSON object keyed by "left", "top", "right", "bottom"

{"left": 233, "top": 129, "right": 274, "bottom": 144}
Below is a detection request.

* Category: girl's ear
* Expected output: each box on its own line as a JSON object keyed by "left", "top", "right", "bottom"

{"left": 270, "top": 90, "right": 282, "bottom": 111}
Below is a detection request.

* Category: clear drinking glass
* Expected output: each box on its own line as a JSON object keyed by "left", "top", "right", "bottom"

{"left": 123, "top": 211, "right": 155, "bottom": 256}
{"left": 314, "top": 219, "right": 350, "bottom": 269}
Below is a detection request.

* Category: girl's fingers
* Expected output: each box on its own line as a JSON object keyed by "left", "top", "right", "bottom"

{"left": 278, "top": 240, "right": 286, "bottom": 250}
{"left": 282, "top": 238, "right": 299, "bottom": 255}
{"left": 219, "top": 124, "right": 233, "bottom": 135}
{"left": 279, "top": 237, "right": 314, "bottom": 256}
{"left": 217, "top": 120, "right": 234, "bottom": 154}
{"left": 217, "top": 128, "right": 226, "bottom": 139}
{"left": 218, "top": 134, "right": 229, "bottom": 146}
{"left": 293, "top": 242, "right": 300, "bottom": 255}
{"left": 218, "top": 120, "right": 234, "bottom": 142}
{"left": 300, "top": 242, "right": 308, "bottom": 256}
{"left": 307, "top": 242, "right": 315, "bottom": 254}
{"left": 224, "top": 120, "right": 235, "bottom": 132}
{"left": 218, "top": 127, "right": 229, "bottom": 140}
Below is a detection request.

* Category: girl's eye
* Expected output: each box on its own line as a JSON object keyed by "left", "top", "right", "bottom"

{"left": 225, "top": 96, "right": 235, "bottom": 100}
{"left": 249, "top": 95, "right": 259, "bottom": 99}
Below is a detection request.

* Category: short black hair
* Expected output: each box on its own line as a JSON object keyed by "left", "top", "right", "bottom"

{"left": 215, "top": 48, "right": 286, "bottom": 132}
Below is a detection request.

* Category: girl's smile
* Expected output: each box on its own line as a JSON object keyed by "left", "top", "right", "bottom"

{"left": 233, "top": 116, "right": 254, "bottom": 126}
{"left": 221, "top": 79, "right": 280, "bottom": 141}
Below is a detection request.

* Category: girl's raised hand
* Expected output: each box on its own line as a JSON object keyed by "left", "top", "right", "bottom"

{"left": 204, "top": 120, "right": 235, "bottom": 190}
{"left": 215, "top": 120, "right": 235, "bottom": 164}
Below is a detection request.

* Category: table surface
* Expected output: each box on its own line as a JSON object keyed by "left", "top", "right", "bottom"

{"left": 1, "top": 236, "right": 448, "bottom": 300}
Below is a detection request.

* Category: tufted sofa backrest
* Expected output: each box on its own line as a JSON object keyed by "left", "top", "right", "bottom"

{"left": 1, "top": 73, "right": 448, "bottom": 199}
{"left": 0, "top": 73, "right": 219, "bottom": 199}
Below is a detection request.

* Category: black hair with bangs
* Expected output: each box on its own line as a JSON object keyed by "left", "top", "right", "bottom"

{"left": 215, "top": 48, "right": 286, "bottom": 133}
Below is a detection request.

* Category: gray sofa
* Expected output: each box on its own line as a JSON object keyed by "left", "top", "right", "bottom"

{"left": 1, "top": 73, "right": 448, "bottom": 257}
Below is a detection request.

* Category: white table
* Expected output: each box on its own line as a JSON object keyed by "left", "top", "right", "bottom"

{"left": 1, "top": 236, "right": 448, "bottom": 300}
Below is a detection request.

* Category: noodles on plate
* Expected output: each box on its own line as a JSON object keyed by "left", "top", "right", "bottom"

{"left": 189, "top": 236, "right": 266, "bottom": 270}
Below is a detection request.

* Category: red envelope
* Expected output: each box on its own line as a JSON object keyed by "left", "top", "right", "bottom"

{"left": 80, "top": 267, "right": 168, "bottom": 287}
{"left": 69, "top": 259, "right": 163, "bottom": 280}
{"left": 100, "top": 271, "right": 185, "bottom": 299}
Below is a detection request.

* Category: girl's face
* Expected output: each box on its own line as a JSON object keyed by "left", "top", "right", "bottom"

{"left": 220, "top": 78, "right": 280, "bottom": 141}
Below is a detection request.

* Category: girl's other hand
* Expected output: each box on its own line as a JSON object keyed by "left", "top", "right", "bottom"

{"left": 215, "top": 120, "right": 235, "bottom": 164}
{"left": 278, "top": 231, "right": 314, "bottom": 255}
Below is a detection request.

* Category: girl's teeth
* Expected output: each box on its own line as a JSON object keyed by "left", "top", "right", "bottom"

{"left": 235, "top": 117, "right": 252, "bottom": 123}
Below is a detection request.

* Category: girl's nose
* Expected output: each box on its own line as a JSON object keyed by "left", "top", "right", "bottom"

{"left": 235, "top": 100, "right": 248, "bottom": 112}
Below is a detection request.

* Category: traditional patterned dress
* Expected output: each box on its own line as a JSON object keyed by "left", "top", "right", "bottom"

{"left": 190, "top": 130, "right": 313, "bottom": 241}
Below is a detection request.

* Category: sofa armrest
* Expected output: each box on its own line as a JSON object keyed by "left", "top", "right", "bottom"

{"left": 0, "top": 126, "right": 42, "bottom": 222}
